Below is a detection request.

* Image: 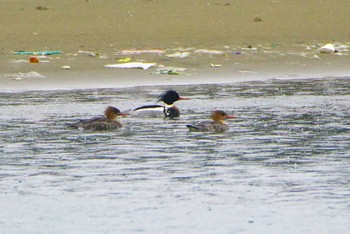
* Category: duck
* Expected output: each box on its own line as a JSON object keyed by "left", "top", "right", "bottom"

{"left": 129, "top": 90, "right": 189, "bottom": 118}
{"left": 70, "top": 106, "right": 127, "bottom": 131}
{"left": 186, "top": 110, "right": 236, "bottom": 132}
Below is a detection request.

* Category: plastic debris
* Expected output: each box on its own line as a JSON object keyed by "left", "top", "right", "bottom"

{"left": 29, "top": 57, "right": 39, "bottom": 63}
{"left": 61, "top": 65, "right": 71, "bottom": 70}
{"left": 105, "top": 62, "right": 156, "bottom": 70}
{"left": 153, "top": 67, "right": 187, "bottom": 75}
{"left": 159, "top": 70, "right": 180, "bottom": 75}
{"left": 335, "top": 44, "right": 350, "bottom": 52}
{"left": 118, "top": 57, "right": 132, "bottom": 63}
{"left": 119, "top": 49, "right": 165, "bottom": 55}
{"left": 237, "top": 70, "right": 256, "bottom": 74}
{"left": 210, "top": 63, "right": 222, "bottom": 68}
{"left": 317, "top": 43, "right": 335, "bottom": 53}
{"left": 14, "top": 50, "right": 61, "bottom": 55}
{"left": 166, "top": 52, "right": 190, "bottom": 58}
{"left": 5, "top": 71, "right": 45, "bottom": 80}
{"left": 78, "top": 50, "right": 98, "bottom": 57}
{"left": 10, "top": 59, "right": 28, "bottom": 63}
{"left": 194, "top": 49, "right": 224, "bottom": 55}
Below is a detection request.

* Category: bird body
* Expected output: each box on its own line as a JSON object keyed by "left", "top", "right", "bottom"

{"left": 186, "top": 110, "right": 236, "bottom": 132}
{"left": 70, "top": 106, "right": 126, "bottom": 131}
{"left": 129, "top": 90, "right": 189, "bottom": 118}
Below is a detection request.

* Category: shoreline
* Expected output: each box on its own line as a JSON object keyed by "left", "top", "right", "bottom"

{"left": 1, "top": 42, "right": 350, "bottom": 92}
{"left": 2, "top": 68, "right": 349, "bottom": 93}
{"left": 1, "top": 0, "right": 350, "bottom": 92}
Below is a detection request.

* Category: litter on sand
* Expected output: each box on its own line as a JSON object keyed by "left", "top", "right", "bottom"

{"left": 166, "top": 52, "right": 190, "bottom": 58}
{"left": 317, "top": 43, "right": 335, "bottom": 53}
{"left": 210, "top": 63, "right": 222, "bottom": 68}
{"left": 14, "top": 50, "right": 62, "bottom": 55}
{"left": 105, "top": 62, "right": 156, "bottom": 70}
{"left": 153, "top": 66, "right": 187, "bottom": 75}
{"left": 77, "top": 50, "right": 98, "bottom": 57}
{"left": 118, "top": 49, "right": 165, "bottom": 55}
{"left": 194, "top": 49, "right": 224, "bottom": 55}
{"left": 29, "top": 57, "right": 39, "bottom": 63}
{"left": 4, "top": 71, "right": 45, "bottom": 80}
{"left": 237, "top": 69, "right": 256, "bottom": 74}
{"left": 118, "top": 57, "right": 132, "bottom": 63}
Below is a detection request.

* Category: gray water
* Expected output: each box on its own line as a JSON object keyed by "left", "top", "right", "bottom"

{"left": 0, "top": 78, "right": 350, "bottom": 234}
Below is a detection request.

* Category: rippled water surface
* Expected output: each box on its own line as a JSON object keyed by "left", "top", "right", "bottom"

{"left": 1, "top": 78, "right": 350, "bottom": 233}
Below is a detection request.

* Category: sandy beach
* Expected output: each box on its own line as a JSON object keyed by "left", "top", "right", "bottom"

{"left": 1, "top": 0, "right": 350, "bottom": 91}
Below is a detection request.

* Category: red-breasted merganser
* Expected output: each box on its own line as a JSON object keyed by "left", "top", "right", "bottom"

{"left": 130, "top": 90, "right": 189, "bottom": 118}
{"left": 70, "top": 106, "right": 127, "bottom": 131}
{"left": 186, "top": 110, "right": 236, "bottom": 132}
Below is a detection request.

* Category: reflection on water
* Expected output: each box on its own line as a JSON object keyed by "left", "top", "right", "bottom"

{"left": 0, "top": 78, "right": 350, "bottom": 233}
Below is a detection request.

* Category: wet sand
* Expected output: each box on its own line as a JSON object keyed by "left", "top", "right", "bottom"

{"left": 1, "top": 0, "right": 350, "bottom": 91}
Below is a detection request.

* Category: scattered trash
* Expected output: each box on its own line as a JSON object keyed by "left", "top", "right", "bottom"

{"left": 10, "top": 59, "right": 28, "bottom": 63}
{"left": 157, "top": 69, "right": 180, "bottom": 75}
{"left": 242, "top": 46, "right": 257, "bottom": 51}
{"left": 78, "top": 50, "right": 98, "bottom": 57}
{"left": 153, "top": 67, "right": 187, "bottom": 75}
{"left": 14, "top": 50, "right": 61, "bottom": 55}
{"left": 36, "top": 6, "right": 49, "bottom": 10}
{"left": 119, "top": 49, "right": 165, "bottom": 55}
{"left": 172, "top": 47, "right": 196, "bottom": 51}
{"left": 237, "top": 70, "right": 256, "bottom": 74}
{"left": 210, "top": 63, "right": 222, "bottom": 68}
{"left": 253, "top": 16, "right": 262, "bottom": 22}
{"left": 334, "top": 44, "right": 349, "bottom": 52}
{"left": 105, "top": 62, "right": 156, "bottom": 70}
{"left": 29, "top": 57, "right": 39, "bottom": 63}
{"left": 5, "top": 71, "right": 45, "bottom": 80}
{"left": 194, "top": 49, "right": 224, "bottom": 55}
{"left": 166, "top": 52, "right": 190, "bottom": 58}
{"left": 61, "top": 65, "right": 71, "bottom": 70}
{"left": 317, "top": 43, "right": 335, "bottom": 53}
{"left": 118, "top": 57, "right": 132, "bottom": 63}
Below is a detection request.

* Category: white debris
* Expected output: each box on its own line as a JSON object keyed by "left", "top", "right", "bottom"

{"left": 105, "top": 62, "right": 156, "bottom": 70}
{"left": 166, "top": 52, "right": 190, "bottom": 58}
{"left": 317, "top": 43, "right": 335, "bottom": 53}
{"left": 4, "top": 71, "right": 45, "bottom": 80}
{"left": 194, "top": 49, "right": 224, "bottom": 55}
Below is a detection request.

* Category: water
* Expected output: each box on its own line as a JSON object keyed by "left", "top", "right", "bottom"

{"left": 0, "top": 78, "right": 350, "bottom": 233}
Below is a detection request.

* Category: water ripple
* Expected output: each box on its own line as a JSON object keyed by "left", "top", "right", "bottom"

{"left": 0, "top": 77, "right": 350, "bottom": 233}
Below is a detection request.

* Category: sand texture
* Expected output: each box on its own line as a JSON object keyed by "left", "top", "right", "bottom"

{"left": 1, "top": 0, "right": 350, "bottom": 91}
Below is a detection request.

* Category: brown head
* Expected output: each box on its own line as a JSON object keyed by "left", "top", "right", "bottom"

{"left": 104, "top": 106, "right": 127, "bottom": 120}
{"left": 211, "top": 110, "right": 236, "bottom": 124}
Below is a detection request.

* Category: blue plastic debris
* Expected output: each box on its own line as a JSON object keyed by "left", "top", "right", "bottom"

{"left": 14, "top": 50, "right": 62, "bottom": 55}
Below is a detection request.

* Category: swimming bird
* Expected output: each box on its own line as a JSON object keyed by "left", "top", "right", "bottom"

{"left": 130, "top": 90, "right": 189, "bottom": 118}
{"left": 186, "top": 110, "right": 236, "bottom": 132}
{"left": 70, "top": 106, "right": 127, "bottom": 131}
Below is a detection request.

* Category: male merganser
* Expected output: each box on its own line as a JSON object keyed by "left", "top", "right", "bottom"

{"left": 70, "top": 106, "right": 127, "bottom": 131}
{"left": 130, "top": 90, "right": 189, "bottom": 118}
{"left": 186, "top": 110, "right": 236, "bottom": 132}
